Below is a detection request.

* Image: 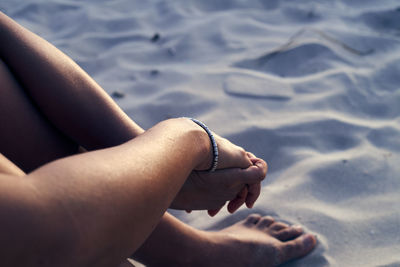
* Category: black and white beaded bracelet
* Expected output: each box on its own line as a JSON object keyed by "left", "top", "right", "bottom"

{"left": 188, "top": 118, "right": 218, "bottom": 172}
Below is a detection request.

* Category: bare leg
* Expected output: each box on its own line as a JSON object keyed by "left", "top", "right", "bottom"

{"left": 0, "top": 11, "right": 316, "bottom": 266}
{"left": 0, "top": 11, "right": 143, "bottom": 151}
{"left": 0, "top": 153, "right": 136, "bottom": 267}
{"left": 0, "top": 59, "right": 78, "bottom": 172}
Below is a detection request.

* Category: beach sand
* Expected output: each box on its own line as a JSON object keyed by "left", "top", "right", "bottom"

{"left": 1, "top": 0, "right": 400, "bottom": 266}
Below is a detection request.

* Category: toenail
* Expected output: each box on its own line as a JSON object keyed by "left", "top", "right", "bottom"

{"left": 303, "top": 235, "right": 315, "bottom": 249}
{"left": 293, "top": 225, "right": 303, "bottom": 231}
{"left": 264, "top": 216, "right": 274, "bottom": 221}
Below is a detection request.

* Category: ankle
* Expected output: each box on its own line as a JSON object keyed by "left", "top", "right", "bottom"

{"left": 174, "top": 229, "right": 216, "bottom": 267}
{"left": 185, "top": 231, "right": 247, "bottom": 267}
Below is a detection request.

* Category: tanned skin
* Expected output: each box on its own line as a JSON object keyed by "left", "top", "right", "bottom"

{"left": 0, "top": 11, "right": 316, "bottom": 267}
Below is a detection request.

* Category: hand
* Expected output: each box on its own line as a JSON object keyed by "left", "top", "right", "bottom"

{"left": 171, "top": 156, "right": 268, "bottom": 215}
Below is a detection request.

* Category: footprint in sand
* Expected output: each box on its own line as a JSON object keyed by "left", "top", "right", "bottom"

{"left": 223, "top": 74, "right": 293, "bottom": 100}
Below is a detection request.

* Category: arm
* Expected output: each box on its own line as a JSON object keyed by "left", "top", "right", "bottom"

{"left": 0, "top": 118, "right": 211, "bottom": 267}
{"left": 171, "top": 156, "right": 267, "bottom": 212}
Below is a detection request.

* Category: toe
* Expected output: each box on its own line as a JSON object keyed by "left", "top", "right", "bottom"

{"left": 243, "top": 214, "right": 262, "bottom": 226}
{"left": 256, "top": 216, "right": 275, "bottom": 228}
{"left": 274, "top": 225, "right": 303, "bottom": 241}
{"left": 277, "top": 234, "right": 317, "bottom": 265}
{"left": 269, "top": 222, "right": 289, "bottom": 232}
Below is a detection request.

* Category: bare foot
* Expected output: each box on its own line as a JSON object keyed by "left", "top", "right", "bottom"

{"left": 200, "top": 214, "right": 317, "bottom": 267}
{"left": 132, "top": 214, "right": 316, "bottom": 267}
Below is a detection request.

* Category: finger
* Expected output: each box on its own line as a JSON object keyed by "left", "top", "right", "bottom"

{"left": 238, "top": 162, "right": 266, "bottom": 185}
{"left": 227, "top": 186, "right": 248, "bottom": 213}
{"left": 213, "top": 164, "right": 264, "bottom": 190}
{"left": 250, "top": 158, "right": 268, "bottom": 179}
{"left": 208, "top": 206, "right": 223, "bottom": 217}
{"left": 247, "top": 152, "right": 256, "bottom": 159}
{"left": 245, "top": 182, "right": 261, "bottom": 208}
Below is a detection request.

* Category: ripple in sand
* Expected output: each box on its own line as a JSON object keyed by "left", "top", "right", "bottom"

{"left": 360, "top": 7, "right": 400, "bottom": 35}
{"left": 367, "top": 126, "right": 400, "bottom": 151}
{"left": 233, "top": 28, "right": 375, "bottom": 78}
{"left": 234, "top": 38, "right": 357, "bottom": 78}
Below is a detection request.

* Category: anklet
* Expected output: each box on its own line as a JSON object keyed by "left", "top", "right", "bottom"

{"left": 187, "top": 118, "right": 218, "bottom": 172}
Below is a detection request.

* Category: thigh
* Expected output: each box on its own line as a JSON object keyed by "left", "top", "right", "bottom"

{"left": 0, "top": 59, "right": 78, "bottom": 172}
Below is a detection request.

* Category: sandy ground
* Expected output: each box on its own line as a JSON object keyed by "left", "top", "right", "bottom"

{"left": 1, "top": 0, "right": 400, "bottom": 266}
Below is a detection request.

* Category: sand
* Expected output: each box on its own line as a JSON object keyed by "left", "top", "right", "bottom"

{"left": 1, "top": 0, "right": 400, "bottom": 266}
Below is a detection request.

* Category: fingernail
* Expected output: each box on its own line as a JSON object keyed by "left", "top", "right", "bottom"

{"left": 256, "top": 161, "right": 263, "bottom": 168}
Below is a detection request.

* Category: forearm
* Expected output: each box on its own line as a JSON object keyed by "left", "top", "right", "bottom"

{"left": 0, "top": 12, "right": 142, "bottom": 149}
{"left": 1, "top": 119, "right": 210, "bottom": 266}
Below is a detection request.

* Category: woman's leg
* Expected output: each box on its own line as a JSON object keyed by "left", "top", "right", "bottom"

{"left": 0, "top": 59, "right": 78, "bottom": 172}
{"left": 0, "top": 11, "right": 143, "bottom": 151}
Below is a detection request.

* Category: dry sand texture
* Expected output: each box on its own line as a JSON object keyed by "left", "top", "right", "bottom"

{"left": 1, "top": 0, "right": 400, "bottom": 266}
